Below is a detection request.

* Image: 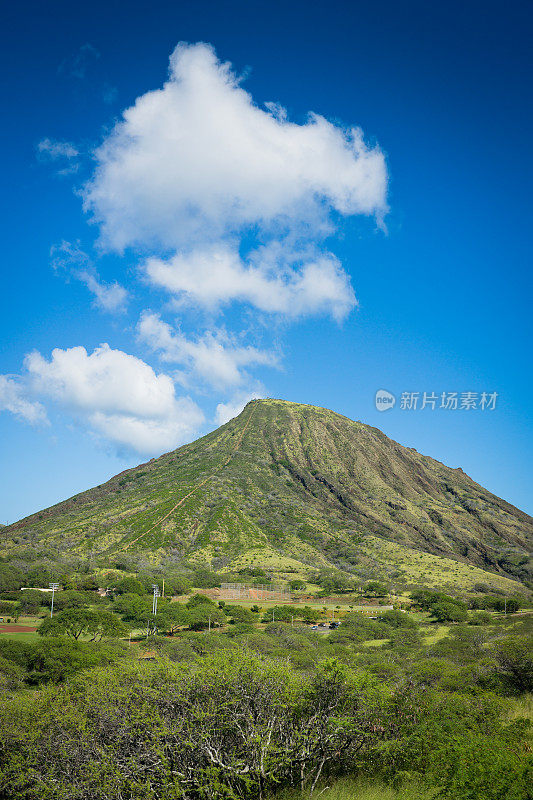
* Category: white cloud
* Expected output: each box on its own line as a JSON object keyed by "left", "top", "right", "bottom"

{"left": 84, "top": 42, "right": 387, "bottom": 254}
{"left": 37, "top": 138, "right": 80, "bottom": 175}
{"left": 144, "top": 244, "right": 356, "bottom": 321}
{"left": 76, "top": 270, "right": 128, "bottom": 313}
{"left": 0, "top": 376, "right": 48, "bottom": 426}
{"left": 137, "top": 311, "right": 278, "bottom": 389}
{"left": 24, "top": 344, "right": 203, "bottom": 455}
{"left": 51, "top": 240, "right": 128, "bottom": 313}
{"left": 214, "top": 390, "right": 264, "bottom": 426}
{"left": 81, "top": 42, "right": 385, "bottom": 320}
{"left": 37, "top": 138, "right": 79, "bottom": 160}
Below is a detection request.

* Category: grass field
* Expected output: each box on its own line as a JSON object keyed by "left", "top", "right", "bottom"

{"left": 0, "top": 615, "right": 41, "bottom": 641}
{"left": 274, "top": 777, "right": 436, "bottom": 800}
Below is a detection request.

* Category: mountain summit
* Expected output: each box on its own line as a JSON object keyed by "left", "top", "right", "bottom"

{"left": 4, "top": 399, "right": 532, "bottom": 590}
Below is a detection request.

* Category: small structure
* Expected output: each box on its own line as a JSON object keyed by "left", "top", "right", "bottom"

{"left": 21, "top": 587, "right": 58, "bottom": 592}
{"left": 220, "top": 583, "right": 291, "bottom": 602}
{"left": 139, "top": 650, "right": 158, "bottom": 661}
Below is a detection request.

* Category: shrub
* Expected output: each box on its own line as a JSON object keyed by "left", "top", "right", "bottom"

{"left": 430, "top": 602, "right": 468, "bottom": 623}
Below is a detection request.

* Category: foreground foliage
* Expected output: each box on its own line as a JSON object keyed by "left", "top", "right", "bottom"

{"left": 0, "top": 647, "right": 531, "bottom": 800}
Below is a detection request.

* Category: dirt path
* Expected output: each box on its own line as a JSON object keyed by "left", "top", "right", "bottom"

{"left": 0, "top": 625, "right": 37, "bottom": 633}
{"left": 114, "top": 403, "right": 257, "bottom": 553}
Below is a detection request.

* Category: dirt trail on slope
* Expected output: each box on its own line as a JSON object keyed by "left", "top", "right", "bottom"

{"left": 113, "top": 404, "right": 257, "bottom": 553}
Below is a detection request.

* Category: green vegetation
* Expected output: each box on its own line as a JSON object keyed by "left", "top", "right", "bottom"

{"left": 1, "top": 400, "right": 530, "bottom": 594}
{"left": 0, "top": 578, "right": 530, "bottom": 797}
{"left": 0, "top": 399, "right": 531, "bottom": 797}
{"left": 0, "top": 625, "right": 531, "bottom": 799}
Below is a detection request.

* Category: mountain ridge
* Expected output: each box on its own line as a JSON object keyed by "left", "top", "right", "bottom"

{"left": 3, "top": 399, "right": 532, "bottom": 591}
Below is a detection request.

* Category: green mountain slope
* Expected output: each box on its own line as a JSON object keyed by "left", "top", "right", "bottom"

{"left": 3, "top": 399, "right": 532, "bottom": 591}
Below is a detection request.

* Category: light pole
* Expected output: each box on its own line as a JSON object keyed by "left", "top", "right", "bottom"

{"left": 152, "top": 585, "right": 160, "bottom": 616}
{"left": 49, "top": 583, "right": 59, "bottom": 617}
{"left": 151, "top": 585, "right": 161, "bottom": 635}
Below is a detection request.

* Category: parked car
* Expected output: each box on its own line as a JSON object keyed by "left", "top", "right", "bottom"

{"left": 329, "top": 621, "right": 340, "bottom": 629}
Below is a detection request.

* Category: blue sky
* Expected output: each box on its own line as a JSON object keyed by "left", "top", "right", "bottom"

{"left": 1, "top": 0, "right": 532, "bottom": 523}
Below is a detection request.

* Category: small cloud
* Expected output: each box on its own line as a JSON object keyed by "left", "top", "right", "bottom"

{"left": 77, "top": 270, "right": 128, "bottom": 313}
{"left": 37, "top": 138, "right": 79, "bottom": 160}
{"left": 215, "top": 390, "right": 265, "bottom": 426}
{"left": 0, "top": 376, "right": 48, "bottom": 426}
{"left": 50, "top": 240, "right": 128, "bottom": 313}
{"left": 137, "top": 311, "right": 278, "bottom": 389}
{"left": 36, "top": 138, "right": 79, "bottom": 174}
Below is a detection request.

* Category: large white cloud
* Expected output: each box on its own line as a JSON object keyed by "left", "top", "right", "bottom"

{"left": 138, "top": 311, "right": 277, "bottom": 389}
{"left": 144, "top": 244, "right": 356, "bottom": 320}
{"left": 84, "top": 42, "right": 387, "bottom": 253}
{"left": 24, "top": 344, "right": 204, "bottom": 455}
{"left": 81, "top": 42, "right": 386, "bottom": 321}
{"left": 0, "top": 376, "right": 48, "bottom": 425}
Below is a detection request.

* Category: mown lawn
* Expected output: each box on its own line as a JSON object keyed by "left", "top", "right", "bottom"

{"left": 0, "top": 615, "right": 41, "bottom": 641}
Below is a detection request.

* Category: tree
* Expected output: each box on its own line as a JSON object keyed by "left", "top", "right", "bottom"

{"left": 192, "top": 568, "right": 220, "bottom": 588}
{"left": 113, "top": 593, "right": 151, "bottom": 622}
{"left": 39, "top": 609, "right": 127, "bottom": 641}
{"left": 301, "top": 606, "right": 320, "bottom": 623}
{"left": 430, "top": 602, "right": 468, "bottom": 623}
{"left": 289, "top": 579, "right": 306, "bottom": 591}
{"left": 0, "top": 565, "right": 24, "bottom": 592}
{"left": 18, "top": 590, "right": 47, "bottom": 614}
{"left": 113, "top": 577, "right": 146, "bottom": 596}
{"left": 26, "top": 638, "right": 129, "bottom": 684}
{"left": 154, "top": 603, "right": 190, "bottom": 634}
{"left": 53, "top": 591, "right": 98, "bottom": 611}
{"left": 79, "top": 575, "right": 99, "bottom": 591}
{"left": 411, "top": 588, "right": 457, "bottom": 610}
{"left": 378, "top": 609, "right": 417, "bottom": 628}
{"left": 164, "top": 576, "right": 192, "bottom": 596}
{"left": 223, "top": 605, "right": 255, "bottom": 624}
{"left": 188, "top": 606, "right": 225, "bottom": 631}
{"left": 491, "top": 636, "right": 533, "bottom": 694}
{"left": 364, "top": 580, "right": 389, "bottom": 597}
{"left": 186, "top": 593, "right": 216, "bottom": 609}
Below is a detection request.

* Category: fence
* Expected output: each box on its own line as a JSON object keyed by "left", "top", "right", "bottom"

{"left": 220, "top": 583, "right": 291, "bottom": 602}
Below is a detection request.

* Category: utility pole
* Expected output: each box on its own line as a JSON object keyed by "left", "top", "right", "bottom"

{"left": 152, "top": 585, "right": 160, "bottom": 616}
{"left": 49, "top": 583, "right": 59, "bottom": 618}
{"left": 151, "top": 585, "right": 160, "bottom": 635}
{"left": 208, "top": 616, "right": 211, "bottom": 633}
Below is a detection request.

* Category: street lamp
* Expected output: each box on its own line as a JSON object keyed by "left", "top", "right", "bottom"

{"left": 49, "top": 583, "right": 59, "bottom": 617}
